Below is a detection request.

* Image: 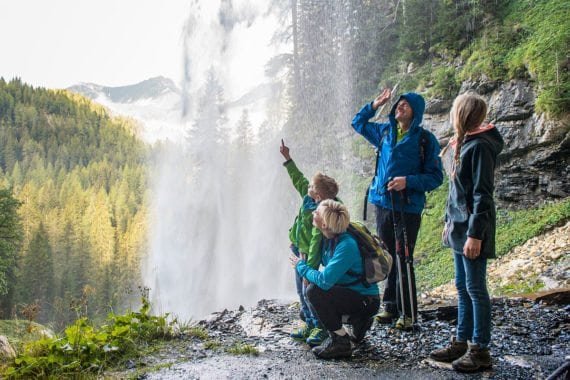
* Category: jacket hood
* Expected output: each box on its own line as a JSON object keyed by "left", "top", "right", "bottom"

{"left": 465, "top": 123, "right": 504, "bottom": 156}
{"left": 389, "top": 92, "right": 425, "bottom": 130}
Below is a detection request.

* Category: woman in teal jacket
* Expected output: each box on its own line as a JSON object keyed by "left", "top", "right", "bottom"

{"left": 290, "top": 200, "right": 379, "bottom": 359}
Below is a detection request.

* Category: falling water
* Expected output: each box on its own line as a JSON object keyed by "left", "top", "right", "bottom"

{"left": 144, "top": 0, "right": 296, "bottom": 320}
{"left": 144, "top": 0, "right": 374, "bottom": 321}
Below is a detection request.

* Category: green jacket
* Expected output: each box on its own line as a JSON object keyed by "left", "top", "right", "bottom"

{"left": 284, "top": 159, "right": 322, "bottom": 269}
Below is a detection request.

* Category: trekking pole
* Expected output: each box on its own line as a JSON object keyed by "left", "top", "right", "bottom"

{"left": 388, "top": 187, "right": 407, "bottom": 322}
{"left": 398, "top": 191, "right": 417, "bottom": 327}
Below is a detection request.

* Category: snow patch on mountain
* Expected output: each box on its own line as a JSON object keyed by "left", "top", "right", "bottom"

{"left": 68, "top": 77, "right": 187, "bottom": 144}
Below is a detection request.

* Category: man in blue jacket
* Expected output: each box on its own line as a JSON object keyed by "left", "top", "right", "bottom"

{"left": 351, "top": 89, "right": 443, "bottom": 330}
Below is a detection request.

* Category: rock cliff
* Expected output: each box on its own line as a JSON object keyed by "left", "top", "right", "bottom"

{"left": 423, "top": 78, "right": 570, "bottom": 209}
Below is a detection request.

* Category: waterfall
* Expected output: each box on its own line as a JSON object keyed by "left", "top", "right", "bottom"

{"left": 144, "top": 0, "right": 296, "bottom": 321}
{"left": 143, "top": 0, "right": 371, "bottom": 321}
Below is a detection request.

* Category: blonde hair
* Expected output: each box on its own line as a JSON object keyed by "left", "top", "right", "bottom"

{"left": 312, "top": 172, "right": 339, "bottom": 200}
{"left": 442, "top": 92, "right": 488, "bottom": 169}
{"left": 318, "top": 199, "right": 350, "bottom": 234}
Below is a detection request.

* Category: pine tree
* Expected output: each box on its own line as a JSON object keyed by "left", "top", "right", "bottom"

{"left": 0, "top": 188, "right": 23, "bottom": 316}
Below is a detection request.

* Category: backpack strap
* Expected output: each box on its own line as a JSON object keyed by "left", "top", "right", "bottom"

{"left": 363, "top": 128, "right": 389, "bottom": 221}
{"left": 335, "top": 227, "right": 367, "bottom": 287}
{"left": 418, "top": 127, "right": 429, "bottom": 173}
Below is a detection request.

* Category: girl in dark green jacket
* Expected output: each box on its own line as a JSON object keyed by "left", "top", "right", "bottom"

{"left": 430, "top": 92, "right": 503, "bottom": 373}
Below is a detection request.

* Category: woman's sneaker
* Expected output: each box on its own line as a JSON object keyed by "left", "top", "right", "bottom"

{"left": 375, "top": 310, "right": 395, "bottom": 324}
{"left": 394, "top": 316, "right": 413, "bottom": 331}
{"left": 429, "top": 337, "right": 468, "bottom": 362}
{"left": 306, "top": 328, "right": 328, "bottom": 347}
{"left": 452, "top": 342, "right": 492, "bottom": 372}
{"left": 290, "top": 323, "right": 312, "bottom": 340}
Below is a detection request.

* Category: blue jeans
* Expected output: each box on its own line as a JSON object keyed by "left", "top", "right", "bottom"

{"left": 291, "top": 245, "right": 319, "bottom": 327}
{"left": 454, "top": 252, "right": 492, "bottom": 348}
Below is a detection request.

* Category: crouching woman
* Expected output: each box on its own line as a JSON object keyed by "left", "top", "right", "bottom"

{"left": 289, "top": 200, "right": 380, "bottom": 359}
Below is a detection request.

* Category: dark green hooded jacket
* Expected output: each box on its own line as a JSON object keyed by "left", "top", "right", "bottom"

{"left": 443, "top": 124, "right": 504, "bottom": 258}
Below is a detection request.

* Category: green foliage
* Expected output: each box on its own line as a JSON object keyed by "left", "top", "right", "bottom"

{"left": 187, "top": 326, "right": 209, "bottom": 340}
{"left": 0, "top": 79, "right": 149, "bottom": 325}
{"left": 203, "top": 339, "right": 222, "bottom": 351}
{"left": 495, "top": 198, "right": 570, "bottom": 257}
{"left": 492, "top": 278, "right": 545, "bottom": 296}
{"left": 414, "top": 180, "right": 450, "bottom": 290}
{"left": 508, "top": 0, "right": 570, "bottom": 115}
{"left": 0, "top": 320, "right": 54, "bottom": 352}
{"left": 459, "top": 0, "right": 570, "bottom": 116}
{"left": 458, "top": 29, "right": 511, "bottom": 81}
{"left": 0, "top": 188, "right": 22, "bottom": 298}
{"left": 3, "top": 296, "right": 175, "bottom": 378}
{"left": 426, "top": 66, "right": 460, "bottom": 99}
{"left": 225, "top": 342, "right": 259, "bottom": 356}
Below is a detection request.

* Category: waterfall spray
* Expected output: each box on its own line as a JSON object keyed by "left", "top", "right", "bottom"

{"left": 144, "top": 0, "right": 295, "bottom": 321}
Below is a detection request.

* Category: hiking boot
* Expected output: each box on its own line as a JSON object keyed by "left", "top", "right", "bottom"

{"left": 375, "top": 310, "right": 395, "bottom": 324}
{"left": 312, "top": 333, "right": 352, "bottom": 359}
{"left": 306, "top": 327, "right": 328, "bottom": 347}
{"left": 349, "top": 317, "right": 374, "bottom": 343}
{"left": 290, "top": 323, "right": 312, "bottom": 340}
{"left": 394, "top": 316, "right": 413, "bottom": 331}
{"left": 429, "top": 337, "right": 468, "bottom": 362}
{"left": 452, "top": 342, "right": 492, "bottom": 373}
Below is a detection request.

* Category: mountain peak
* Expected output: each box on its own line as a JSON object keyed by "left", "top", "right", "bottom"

{"left": 68, "top": 76, "right": 180, "bottom": 104}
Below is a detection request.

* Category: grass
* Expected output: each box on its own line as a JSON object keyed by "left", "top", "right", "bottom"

{"left": 186, "top": 326, "right": 209, "bottom": 340}
{"left": 492, "top": 278, "right": 545, "bottom": 296}
{"left": 225, "top": 342, "right": 259, "bottom": 356}
{"left": 0, "top": 320, "right": 54, "bottom": 353}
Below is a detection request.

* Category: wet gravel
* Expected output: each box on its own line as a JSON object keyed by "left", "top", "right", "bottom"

{"left": 122, "top": 296, "right": 569, "bottom": 379}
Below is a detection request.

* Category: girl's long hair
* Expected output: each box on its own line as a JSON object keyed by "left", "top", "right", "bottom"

{"left": 440, "top": 92, "right": 488, "bottom": 177}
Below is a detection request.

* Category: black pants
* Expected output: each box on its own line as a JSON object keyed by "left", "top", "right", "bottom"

{"left": 376, "top": 206, "right": 421, "bottom": 319}
{"left": 306, "top": 284, "right": 380, "bottom": 332}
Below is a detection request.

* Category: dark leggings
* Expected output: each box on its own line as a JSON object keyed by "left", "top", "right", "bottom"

{"left": 376, "top": 206, "right": 421, "bottom": 319}
{"left": 306, "top": 284, "right": 380, "bottom": 332}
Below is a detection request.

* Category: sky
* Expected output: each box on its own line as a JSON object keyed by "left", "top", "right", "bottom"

{"left": 0, "top": 0, "right": 191, "bottom": 89}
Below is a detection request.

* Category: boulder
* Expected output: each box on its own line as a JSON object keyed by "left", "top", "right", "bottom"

{"left": 0, "top": 335, "right": 16, "bottom": 361}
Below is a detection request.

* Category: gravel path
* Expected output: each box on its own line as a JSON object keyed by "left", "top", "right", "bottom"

{"left": 115, "top": 295, "right": 568, "bottom": 380}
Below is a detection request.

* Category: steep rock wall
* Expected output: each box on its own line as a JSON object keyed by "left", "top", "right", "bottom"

{"left": 423, "top": 78, "right": 570, "bottom": 209}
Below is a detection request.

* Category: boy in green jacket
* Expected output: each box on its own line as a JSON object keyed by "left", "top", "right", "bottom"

{"left": 280, "top": 139, "right": 339, "bottom": 346}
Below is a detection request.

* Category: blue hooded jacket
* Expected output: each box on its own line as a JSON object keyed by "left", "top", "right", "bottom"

{"left": 351, "top": 92, "right": 443, "bottom": 214}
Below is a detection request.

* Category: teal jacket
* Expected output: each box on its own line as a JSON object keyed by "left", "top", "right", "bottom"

{"left": 296, "top": 232, "right": 380, "bottom": 296}
{"left": 284, "top": 159, "right": 322, "bottom": 269}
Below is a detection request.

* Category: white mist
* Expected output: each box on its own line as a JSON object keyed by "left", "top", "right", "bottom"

{"left": 144, "top": 0, "right": 296, "bottom": 321}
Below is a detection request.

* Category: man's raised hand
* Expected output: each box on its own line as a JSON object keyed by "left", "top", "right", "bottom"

{"left": 372, "top": 88, "right": 392, "bottom": 110}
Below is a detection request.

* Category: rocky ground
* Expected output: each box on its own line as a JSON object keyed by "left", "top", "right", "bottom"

{"left": 112, "top": 295, "right": 569, "bottom": 380}
{"left": 111, "top": 223, "right": 569, "bottom": 380}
